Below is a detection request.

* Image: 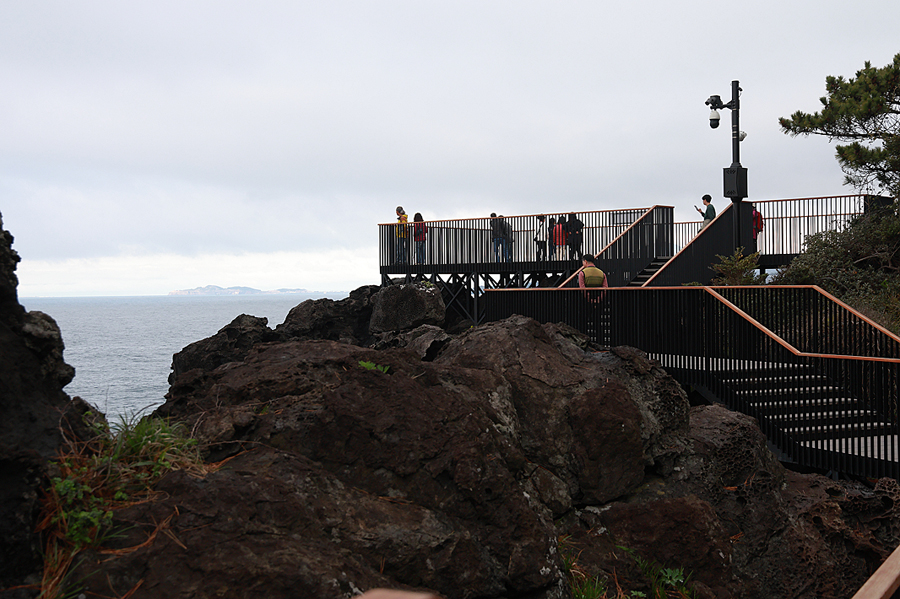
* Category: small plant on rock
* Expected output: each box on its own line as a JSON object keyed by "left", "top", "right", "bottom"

{"left": 359, "top": 360, "right": 390, "bottom": 374}
{"left": 37, "top": 413, "right": 207, "bottom": 598}
{"left": 619, "top": 547, "right": 698, "bottom": 599}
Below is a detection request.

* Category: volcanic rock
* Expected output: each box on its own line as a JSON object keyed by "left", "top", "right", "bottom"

{"left": 169, "top": 313, "right": 278, "bottom": 383}
{"left": 0, "top": 212, "right": 88, "bottom": 594}
{"left": 368, "top": 282, "right": 445, "bottom": 333}
{"left": 275, "top": 284, "right": 381, "bottom": 345}
{"left": 144, "top": 312, "right": 900, "bottom": 599}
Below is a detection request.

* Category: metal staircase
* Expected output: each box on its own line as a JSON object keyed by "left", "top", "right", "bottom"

{"left": 704, "top": 361, "right": 896, "bottom": 468}
{"left": 627, "top": 256, "right": 671, "bottom": 287}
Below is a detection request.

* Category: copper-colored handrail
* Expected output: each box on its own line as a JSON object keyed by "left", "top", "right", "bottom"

{"left": 376, "top": 206, "right": 657, "bottom": 226}
{"left": 704, "top": 286, "right": 900, "bottom": 363}
{"left": 852, "top": 543, "right": 900, "bottom": 599}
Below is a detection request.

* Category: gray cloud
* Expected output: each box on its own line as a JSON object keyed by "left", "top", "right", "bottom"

{"left": 1, "top": 0, "right": 898, "bottom": 293}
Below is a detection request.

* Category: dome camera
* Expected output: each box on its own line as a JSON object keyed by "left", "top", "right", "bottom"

{"left": 709, "top": 109, "right": 721, "bottom": 129}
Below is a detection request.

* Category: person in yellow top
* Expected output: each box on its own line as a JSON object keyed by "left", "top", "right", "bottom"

{"left": 395, "top": 206, "right": 409, "bottom": 264}
{"left": 579, "top": 253, "right": 608, "bottom": 302}
{"left": 578, "top": 254, "right": 608, "bottom": 290}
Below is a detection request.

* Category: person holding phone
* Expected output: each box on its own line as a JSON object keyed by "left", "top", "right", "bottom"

{"left": 696, "top": 195, "right": 716, "bottom": 229}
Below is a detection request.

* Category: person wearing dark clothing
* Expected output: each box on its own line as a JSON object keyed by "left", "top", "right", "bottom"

{"left": 696, "top": 195, "right": 716, "bottom": 229}
{"left": 567, "top": 213, "right": 584, "bottom": 260}
{"left": 499, "top": 215, "right": 512, "bottom": 262}
{"left": 534, "top": 215, "right": 547, "bottom": 261}
{"left": 548, "top": 217, "right": 557, "bottom": 258}
{"left": 490, "top": 213, "right": 510, "bottom": 263}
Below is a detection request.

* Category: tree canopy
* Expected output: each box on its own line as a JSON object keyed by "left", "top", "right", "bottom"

{"left": 779, "top": 53, "right": 900, "bottom": 199}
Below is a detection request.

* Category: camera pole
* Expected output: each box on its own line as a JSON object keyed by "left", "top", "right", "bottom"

{"left": 705, "top": 80, "right": 747, "bottom": 255}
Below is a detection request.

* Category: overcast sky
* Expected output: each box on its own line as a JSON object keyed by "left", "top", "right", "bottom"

{"left": 2, "top": 1, "right": 898, "bottom": 297}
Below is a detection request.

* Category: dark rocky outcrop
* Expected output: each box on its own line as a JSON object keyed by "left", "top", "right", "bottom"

{"left": 75, "top": 313, "right": 900, "bottom": 599}
{"left": 0, "top": 212, "right": 88, "bottom": 593}
{"left": 169, "top": 314, "right": 278, "bottom": 383}
{"left": 170, "top": 282, "right": 443, "bottom": 380}
{"left": 275, "top": 283, "right": 382, "bottom": 345}
{"left": 368, "top": 283, "right": 445, "bottom": 333}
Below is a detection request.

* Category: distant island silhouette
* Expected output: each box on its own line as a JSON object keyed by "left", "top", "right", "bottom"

{"left": 168, "top": 285, "right": 314, "bottom": 296}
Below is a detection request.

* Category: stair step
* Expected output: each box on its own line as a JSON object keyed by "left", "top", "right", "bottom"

{"left": 721, "top": 374, "right": 829, "bottom": 387}
{"left": 750, "top": 398, "right": 860, "bottom": 415}
{"left": 785, "top": 421, "right": 896, "bottom": 442}
{"left": 716, "top": 365, "right": 818, "bottom": 378}
{"left": 764, "top": 410, "right": 877, "bottom": 427}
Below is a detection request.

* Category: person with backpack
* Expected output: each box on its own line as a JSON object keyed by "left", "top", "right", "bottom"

{"left": 751, "top": 203, "right": 764, "bottom": 240}
{"left": 413, "top": 213, "right": 428, "bottom": 264}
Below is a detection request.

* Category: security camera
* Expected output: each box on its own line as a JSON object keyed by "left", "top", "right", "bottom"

{"left": 709, "top": 109, "right": 721, "bottom": 129}
{"left": 739, "top": 130, "right": 747, "bottom": 141}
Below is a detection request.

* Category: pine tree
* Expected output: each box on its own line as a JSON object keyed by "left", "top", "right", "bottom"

{"left": 779, "top": 53, "right": 900, "bottom": 199}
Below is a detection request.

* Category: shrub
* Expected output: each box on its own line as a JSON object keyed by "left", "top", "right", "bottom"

{"left": 710, "top": 247, "right": 768, "bottom": 286}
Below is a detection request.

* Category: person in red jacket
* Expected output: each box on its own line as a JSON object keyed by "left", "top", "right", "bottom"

{"left": 413, "top": 212, "right": 428, "bottom": 264}
{"left": 552, "top": 215, "right": 568, "bottom": 259}
{"left": 751, "top": 204, "right": 764, "bottom": 240}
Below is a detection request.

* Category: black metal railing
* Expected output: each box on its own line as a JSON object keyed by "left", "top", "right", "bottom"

{"left": 483, "top": 285, "right": 900, "bottom": 479}
{"left": 584, "top": 206, "right": 674, "bottom": 287}
{"left": 674, "top": 221, "right": 703, "bottom": 254}
{"left": 379, "top": 208, "right": 650, "bottom": 277}
{"left": 379, "top": 194, "right": 888, "bottom": 286}
{"left": 657, "top": 194, "right": 886, "bottom": 285}
{"left": 644, "top": 203, "right": 737, "bottom": 286}
{"left": 749, "top": 195, "right": 886, "bottom": 261}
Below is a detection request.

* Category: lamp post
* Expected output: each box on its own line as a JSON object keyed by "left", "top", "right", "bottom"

{"left": 705, "top": 80, "right": 747, "bottom": 253}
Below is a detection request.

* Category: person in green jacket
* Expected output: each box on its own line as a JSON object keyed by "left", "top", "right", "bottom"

{"left": 696, "top": 194, "right": 716, "bottom": 229}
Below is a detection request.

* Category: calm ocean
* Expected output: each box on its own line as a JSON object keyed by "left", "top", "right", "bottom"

{"left": 20, "top": 293, "right": 347, "bottom": 423}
